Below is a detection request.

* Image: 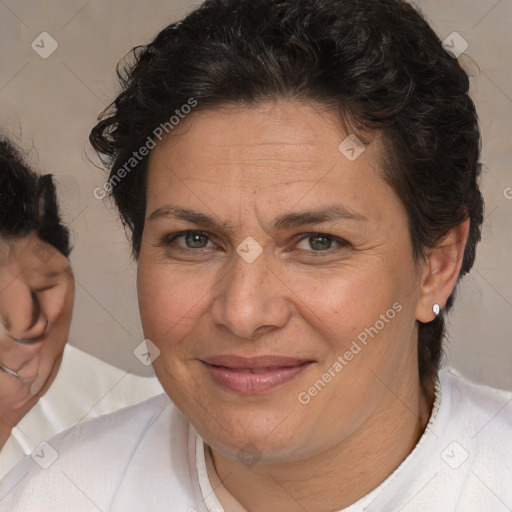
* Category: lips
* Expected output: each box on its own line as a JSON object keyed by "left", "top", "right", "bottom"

{"left": 201, "top": 355, "right": 313, "bottom": 394}
{"left": 203, "top": 355, "right": 311, "bottom": 369}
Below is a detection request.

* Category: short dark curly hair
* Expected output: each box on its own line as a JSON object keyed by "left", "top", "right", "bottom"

{"left": 90, "top": 0, "right": 484, "bottom": 379}
{"left": 0, "top": 138, "right": 71, "bottom": 257}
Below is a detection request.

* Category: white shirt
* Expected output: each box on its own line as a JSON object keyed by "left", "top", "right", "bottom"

{"left": 0, "top": 368, "right": 511, "bottom": 512}
{"left": 0, "top": 344, "right": 162, "bottom": 480}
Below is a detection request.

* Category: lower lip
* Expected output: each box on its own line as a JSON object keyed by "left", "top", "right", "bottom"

{"left": 202, "top": 362, "right": 312, "bottom": 394}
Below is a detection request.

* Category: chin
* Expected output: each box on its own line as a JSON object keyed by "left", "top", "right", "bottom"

{"left": 208, "top": 429, "right": 318, "bottom": 467}
{"left": 193, "top": 403, "right": 310, "bottom": 461}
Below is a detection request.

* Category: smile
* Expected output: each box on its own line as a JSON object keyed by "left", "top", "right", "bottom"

{"left": 200, "top": 356, "right": 313, "bottom": 394}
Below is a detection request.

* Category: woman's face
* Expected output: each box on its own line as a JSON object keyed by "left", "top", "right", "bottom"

{"left": 137, "top": 101, "right": 427, "bottom": 463}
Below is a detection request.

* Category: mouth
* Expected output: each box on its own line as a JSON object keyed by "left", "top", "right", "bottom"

{"left": 200, "top": 355, "right": 314, "bottom": 394}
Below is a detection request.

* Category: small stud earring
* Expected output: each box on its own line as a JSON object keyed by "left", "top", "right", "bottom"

{"left": 433, "top": 303, "right": 440, "bottom": 317}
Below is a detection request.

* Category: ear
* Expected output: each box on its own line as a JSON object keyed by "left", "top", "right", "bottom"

{"left": 415, "top": 218, "right": 470, "bottom": 323}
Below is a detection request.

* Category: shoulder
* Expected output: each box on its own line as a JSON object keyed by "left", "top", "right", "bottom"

{"left": 56, "top": 344, "right": 161, "bottom": 391}
{"left": 365, "top": 368, "right": 512, "bottom": 511}
{"left": 45, "top": 345, "right": 162, "bottom": 409}
{"left": 48, "top": 391, "right": 175, "bottom": 451}
{"left": 439, "top": 367, "right": 512, "bottom": 428}
{"left": 436, "top": 368, "right": 512, "bottom": 495}
{"left": 1, "top": 346, "right": 162, "bottom": 478}
{"left": 0, "top": 394, "right": 188, "bottom": 512}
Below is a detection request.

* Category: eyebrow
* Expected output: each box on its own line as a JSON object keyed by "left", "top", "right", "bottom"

{"left": 271, "top": 205, "right": 367, "bottom": 230}
{"left": 148, "top": 205, "right": 367, "bottom": 233}
{"left": 148, "top": 206, "right": 236, "bottom": 236}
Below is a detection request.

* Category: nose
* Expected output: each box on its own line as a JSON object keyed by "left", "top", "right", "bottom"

{"left": 210, "top": 251, "right": 292, "bottom": 340}
{"left": 0, "top": 279, "right": 47, "bottom": 344}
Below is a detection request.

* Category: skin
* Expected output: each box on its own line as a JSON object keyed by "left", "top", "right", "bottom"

{"left": 0, "top": 235, "right": 74, "bottom": 448}
{"left": 137, "top": 101, "right": 469, "bottom": 511}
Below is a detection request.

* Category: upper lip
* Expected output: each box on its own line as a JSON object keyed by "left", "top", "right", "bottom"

{"left": 201, "top": 355, "right": 313, "bottom": 370}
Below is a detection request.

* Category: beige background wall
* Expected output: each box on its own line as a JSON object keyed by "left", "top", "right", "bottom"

{"left": 0, "top": 0, "right": 510, "bottom": 387}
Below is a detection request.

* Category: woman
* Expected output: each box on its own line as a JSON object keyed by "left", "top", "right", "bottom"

{"left": 1, "top": 0, "right": 510, "bottom": 510}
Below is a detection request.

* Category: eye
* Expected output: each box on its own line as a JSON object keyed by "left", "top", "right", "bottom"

{"left": 295, "top": 233, "right": 348, "bottom": 252}
{"left": 156, "top": 230, "right": 220, "bottom": 261}
{"left": 171, "top": 231, "right": 212, "bottom": 249}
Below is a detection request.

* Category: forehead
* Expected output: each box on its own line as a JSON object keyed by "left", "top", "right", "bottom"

{"left": 145, "top": 101, "right": 396, "bottom": 220}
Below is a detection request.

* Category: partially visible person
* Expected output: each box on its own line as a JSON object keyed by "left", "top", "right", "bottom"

{"left": 0, "top": 138, "right": 161, "bottom": 479}
{"left": 0, "top": 139, "right": 74, "bottom": 453}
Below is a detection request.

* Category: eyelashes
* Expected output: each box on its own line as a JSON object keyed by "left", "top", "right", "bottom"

{"left": 162, "top": 231, "right": 213, "bottom": 250}
{"left": 294, "top": 233, "right": 349, "bottom": 252}
{"left": 160, "top": 230, "right": 351, "bottom": 255}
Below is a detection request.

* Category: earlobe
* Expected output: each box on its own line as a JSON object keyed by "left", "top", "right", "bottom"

{"left": 415, "top": 218, "right": 470, "bottom": 323}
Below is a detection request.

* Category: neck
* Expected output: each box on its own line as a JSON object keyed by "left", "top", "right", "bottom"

{"left": 210, "top": 372, "right": 436, "bottom": 512}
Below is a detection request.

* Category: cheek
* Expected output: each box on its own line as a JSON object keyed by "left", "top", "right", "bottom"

{"left": 137, "top": 260, "right": 216, "bottom": 346}
{"left": 281, "top": 266, "right": 395, "bottom": 348}
{"left": 283, "top": 261, "right": 416, "bottom": 388}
